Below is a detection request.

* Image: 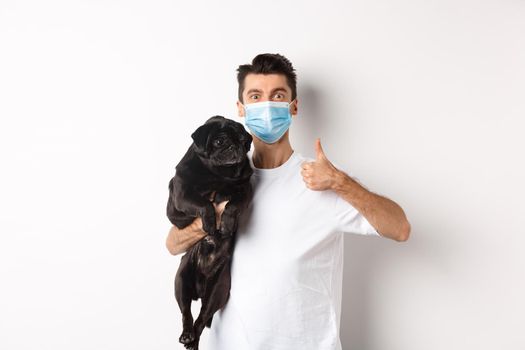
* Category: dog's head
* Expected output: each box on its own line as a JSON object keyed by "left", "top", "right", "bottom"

{"left": 191, "top": 116, "right": 252, "bottom": 167}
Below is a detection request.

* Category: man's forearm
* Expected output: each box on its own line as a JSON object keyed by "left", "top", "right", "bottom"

{"left": 166, "top": 219, "right": 207, "bottom": 255}
{"left": 332, "top": 170, "right": 411, "bottom": 242}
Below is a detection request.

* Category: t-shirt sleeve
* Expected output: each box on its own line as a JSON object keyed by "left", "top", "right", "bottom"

{"left": 334, "top": 194, "right": 380, "bottom": 236}
{"left": 331, "top": 169, "right": 380, "bottom": 237}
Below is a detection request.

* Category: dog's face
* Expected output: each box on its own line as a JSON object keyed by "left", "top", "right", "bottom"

{"left": 191, "top": 116, "right": 252, "bottom": 166}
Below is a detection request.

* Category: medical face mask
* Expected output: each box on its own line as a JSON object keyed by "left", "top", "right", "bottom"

{"left": 241, "top": 99, "right": 295, "bottom": 144}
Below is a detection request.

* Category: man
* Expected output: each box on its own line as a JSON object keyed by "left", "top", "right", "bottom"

{"left": 166, "top": 53, "right": 411, "bottom": 349}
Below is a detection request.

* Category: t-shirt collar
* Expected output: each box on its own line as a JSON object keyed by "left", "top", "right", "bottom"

{"left": 248, "top": 150, "right": 299, "bottom": 178}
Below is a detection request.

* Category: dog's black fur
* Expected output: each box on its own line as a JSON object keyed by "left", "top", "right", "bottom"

{"left": 167, "top": 116, "right": 253, "bottom": 350}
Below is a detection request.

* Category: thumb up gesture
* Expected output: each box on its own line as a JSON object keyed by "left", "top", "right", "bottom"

{"left": 300, "top": 138, "right": 341, "bottom": 191}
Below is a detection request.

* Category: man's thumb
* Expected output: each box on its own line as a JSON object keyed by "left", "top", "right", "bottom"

{"left": 315, "top": 138, "right": 326, "bottom": 160}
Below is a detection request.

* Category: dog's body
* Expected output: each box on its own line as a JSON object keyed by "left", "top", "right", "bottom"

{"left": 167, "top": 116, "right": 253, "bottom": 350}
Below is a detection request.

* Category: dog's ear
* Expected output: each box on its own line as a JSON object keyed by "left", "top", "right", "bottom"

{"left": 192, "top": 116, "right": 224, "bottom": 155}
{"left": 191, "top": 123, "right": 214, "bottom": 155}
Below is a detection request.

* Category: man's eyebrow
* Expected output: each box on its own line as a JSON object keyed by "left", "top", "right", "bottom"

{"left": 246, "top": 87, "right": 288, "bottom": 95}
{"left": 271, "top": 87, "right": 288, "bottom": 94}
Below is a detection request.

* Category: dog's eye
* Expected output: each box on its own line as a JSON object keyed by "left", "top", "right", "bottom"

{"left": 213, "top": 139, "right": 223, "bottom": 147}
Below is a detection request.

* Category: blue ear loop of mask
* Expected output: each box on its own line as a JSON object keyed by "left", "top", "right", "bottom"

{"left": 240, "top": 99, "right": 296, "bottom": 144}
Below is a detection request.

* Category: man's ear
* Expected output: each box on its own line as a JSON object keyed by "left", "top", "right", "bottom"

{"left": 291, "top": 98, "right": 298, "bottom": 116}
{"left": 191, "top": 123, "right": 213, "bottom": 155}
{"left": 237, "top": 101, "right": 246, "bottom": 117}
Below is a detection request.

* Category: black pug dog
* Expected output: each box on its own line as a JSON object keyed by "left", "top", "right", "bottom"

{"left": 166, "top": 116, "right": 253, "bottom": 350}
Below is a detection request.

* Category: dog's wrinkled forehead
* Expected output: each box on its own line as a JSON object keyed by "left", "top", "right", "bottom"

{"left": 191, "top": 116, "right": 252, "bottom": 155}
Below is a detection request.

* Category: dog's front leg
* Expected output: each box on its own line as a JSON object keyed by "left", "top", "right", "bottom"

{"left": 174, "top": 188, "right": 217, "bottom": 236}
{"left": 220, "top": 183, "right": 252, "bottom": 237}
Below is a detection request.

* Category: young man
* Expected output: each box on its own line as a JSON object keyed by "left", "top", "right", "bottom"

{"left": 166, "top": 53, "right": 411, "bottom": 349}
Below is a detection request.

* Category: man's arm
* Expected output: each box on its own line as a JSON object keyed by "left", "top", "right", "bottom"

{"left": 300, "top": 138, "right": 411, "bottom": 242}
{"left": 165, "top": 217, "right": 207, "bottom": 256}
{"left": 331, "top": 171, "right": 411, "bottom": 242}
{"left": 165, "top": 200, "right": 229, "bottom": 255}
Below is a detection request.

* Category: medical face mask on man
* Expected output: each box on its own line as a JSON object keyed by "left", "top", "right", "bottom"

{"left": 240, "top": 99, "right": 296, "bottom": 144}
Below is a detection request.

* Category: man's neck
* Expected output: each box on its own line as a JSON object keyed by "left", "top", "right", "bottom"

{"left": 251, "top": 136, "right": 294, "bottom": 169}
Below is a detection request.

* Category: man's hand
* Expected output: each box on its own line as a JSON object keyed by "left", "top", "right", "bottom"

{"left": 213, "top": 200, "right": 229, "bottom": 229}
{"left": 300, "top": 138, "right": 342, "bottom": 191}
{"left": 301, "top": 140, "right": 411, "bottom": 241}
{"left": 166, "top": 199, "right": 229, "bottom": 256}
{"left": 190, "top": 200, "right": 228, "bottom": 230}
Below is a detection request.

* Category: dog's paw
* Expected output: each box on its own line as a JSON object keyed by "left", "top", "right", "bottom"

{"left": 202, "top": 218, "right": 217, "bottom": 236}
{"left": 201, "top": 220, "right": 216, "bottom": 236}
{"left": 184, "top": 339, "right": 199, "bottom": 350}
{"left": 200, "top": 203, "right": 217, "bottom": 235}
{"left": 219, "top": 220, "right": 237, "bottom": 237}
{"left": 179, "top": 331, "right": 195, "bottom": 345}
{"left": 218, "top": 229, "right": 232, "bottom": 240}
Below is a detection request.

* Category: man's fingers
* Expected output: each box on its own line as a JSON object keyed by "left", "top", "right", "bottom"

{"left": 213, "top": 200, "right": 229, "bottom": 214}
{"left": 301, "top": 161, "right": 313, "bottom": 170}
{"left": 212, "top": 200, "right": 229, "bottom": 229}
{"left": 315, "top": 138, "right": 328, "bottom": 161}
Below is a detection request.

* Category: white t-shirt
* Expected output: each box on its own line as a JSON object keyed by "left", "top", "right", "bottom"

{"left": 207, "top": 150, "right": 380, "bottom": 350}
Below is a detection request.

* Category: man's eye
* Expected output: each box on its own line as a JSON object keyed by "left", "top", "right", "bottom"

{"left": 274, "top": 93, "right": 284, "bottom": 99}
{"left": 250, "top": 95, "right": 259, "bottom": 100}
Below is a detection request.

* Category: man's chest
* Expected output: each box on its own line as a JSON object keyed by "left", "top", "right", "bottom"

{"left": 236, "top": 175, "right": 338, "bottom": 252}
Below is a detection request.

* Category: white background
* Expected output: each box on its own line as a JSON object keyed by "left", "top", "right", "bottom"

{"left": 1, "top": 0, "right": 524, "bottom": 349}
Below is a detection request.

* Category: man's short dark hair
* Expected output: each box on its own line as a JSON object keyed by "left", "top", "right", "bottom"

{"left": 237, "top": 53, "right": 297, "bottom": 103}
